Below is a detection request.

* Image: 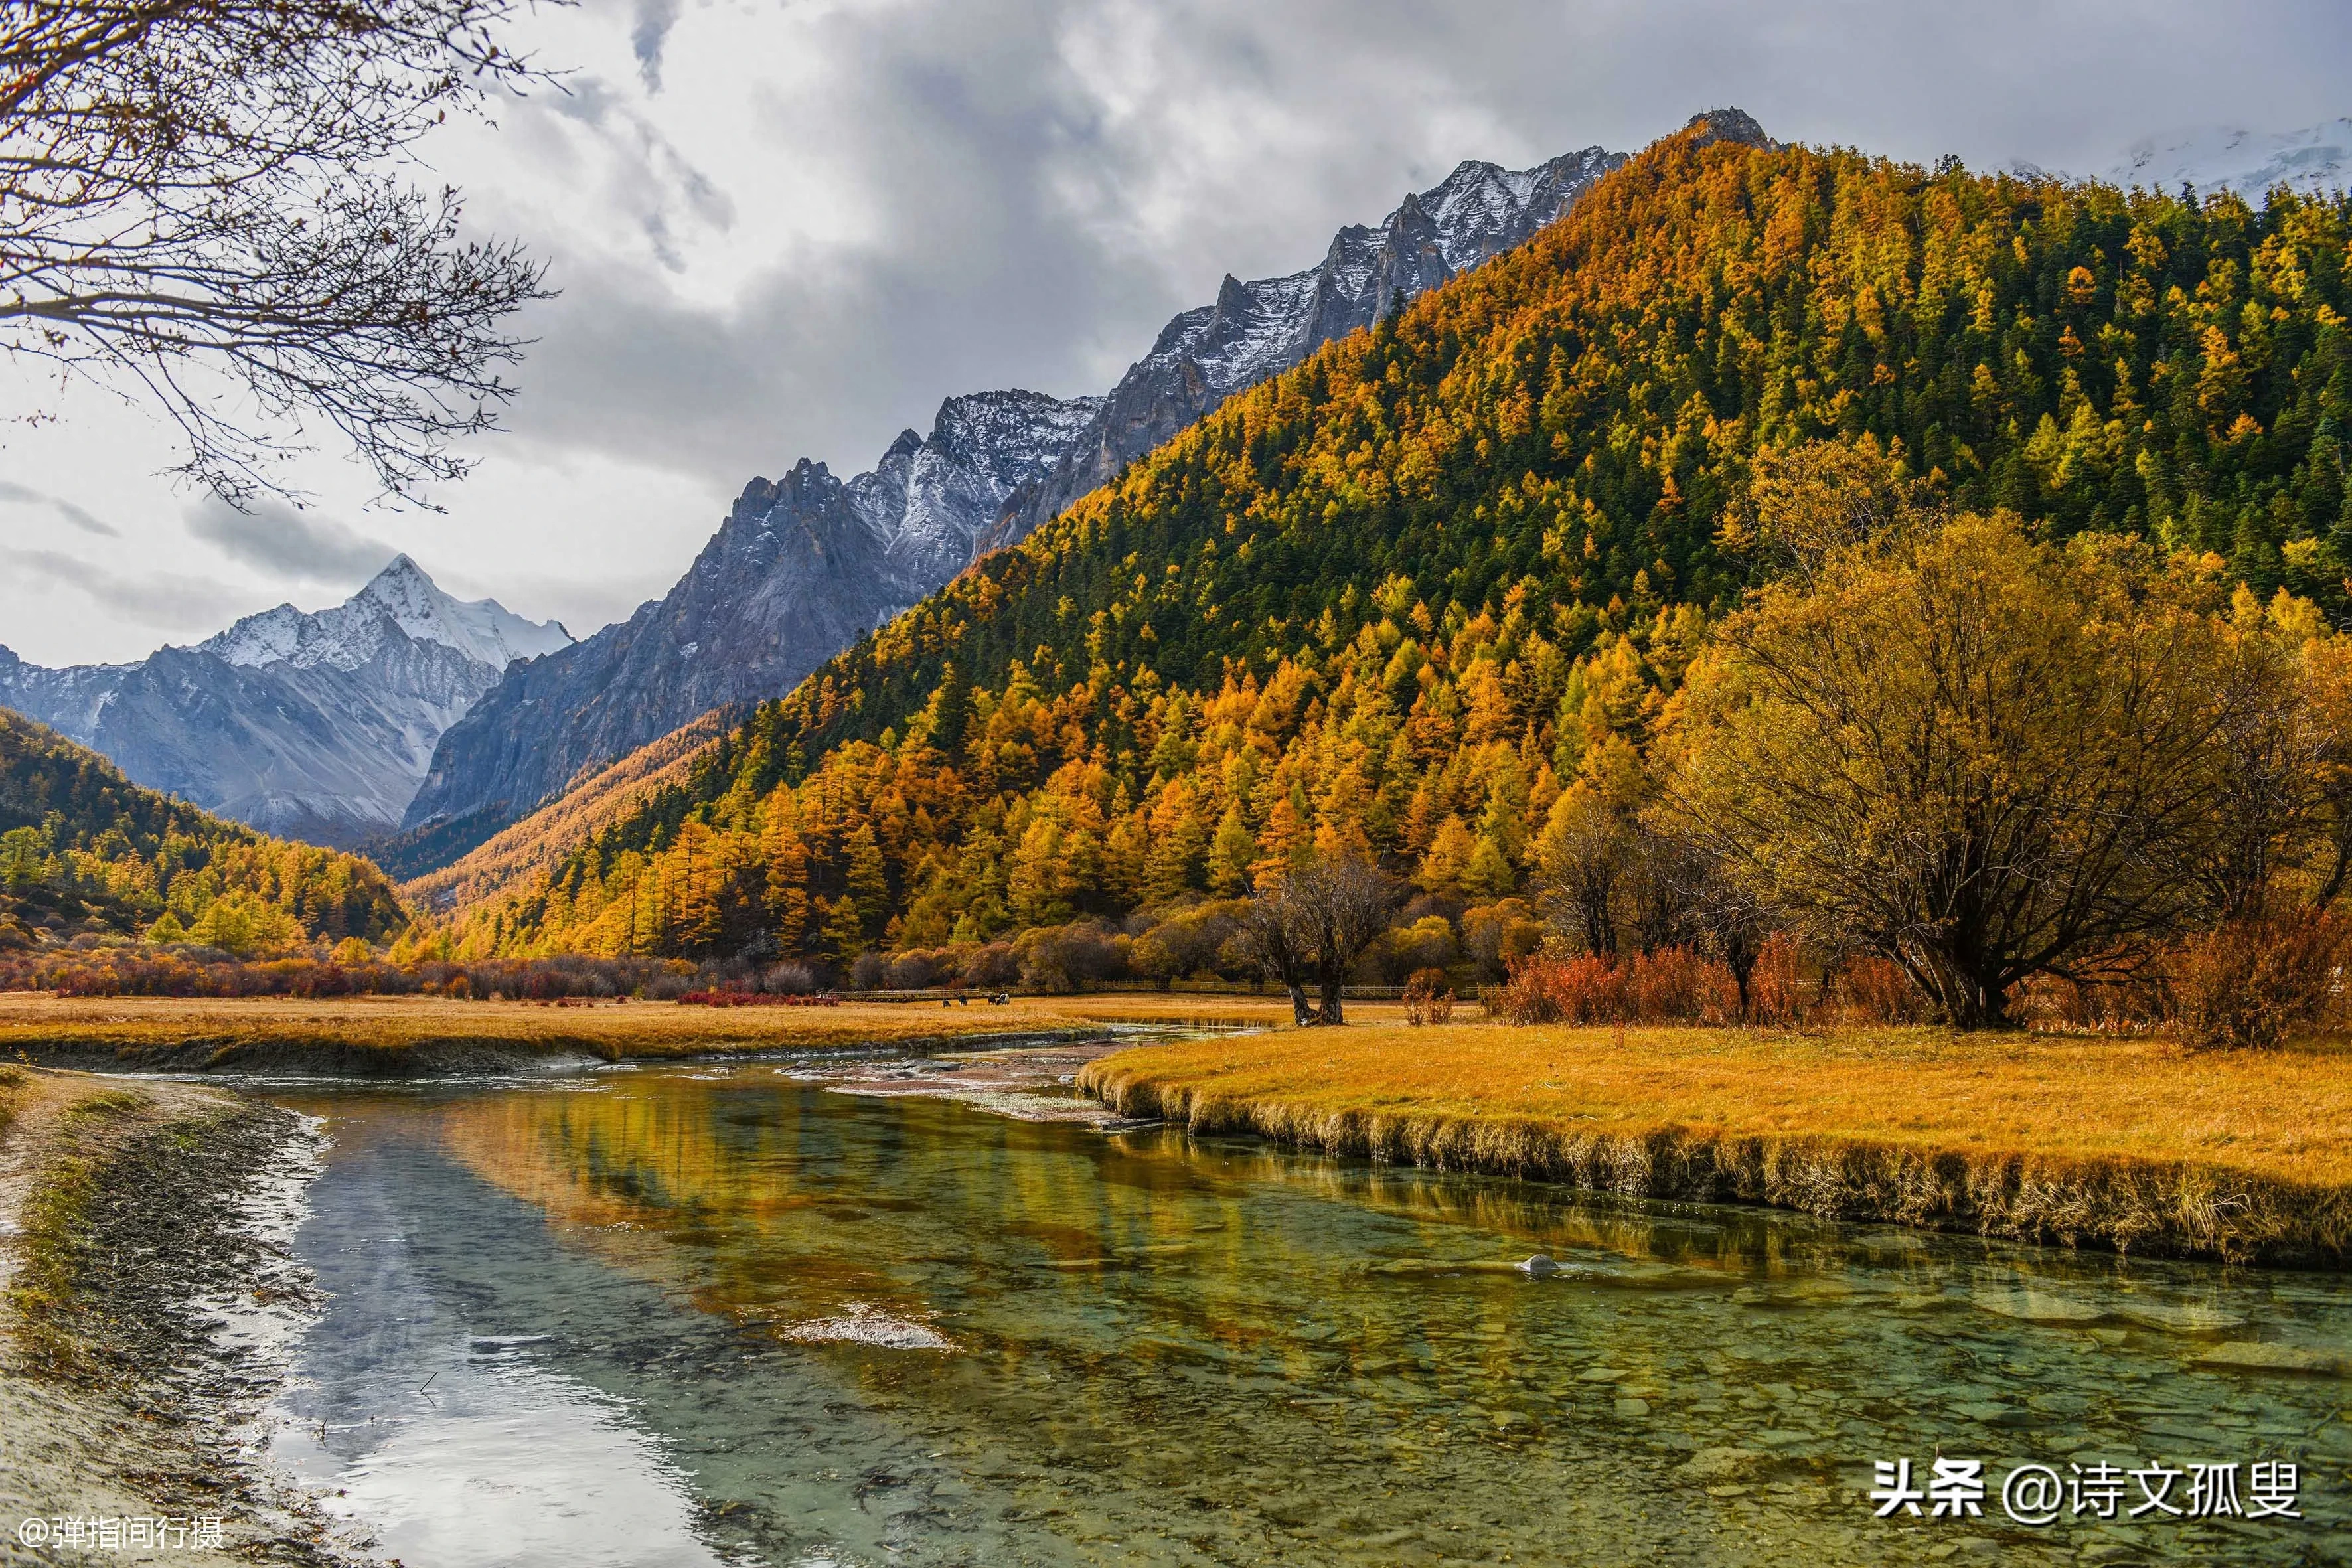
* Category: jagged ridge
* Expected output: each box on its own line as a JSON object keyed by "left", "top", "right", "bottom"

{"left": 0, "top": 559, "right": 569, "bottom": 848}
{"left": 404, "top": 130, "right": 1644, "bottom": 849}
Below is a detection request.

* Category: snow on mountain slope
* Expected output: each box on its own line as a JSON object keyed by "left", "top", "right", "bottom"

{"left": 404, "top": 116, "right": 1684, "bottom": 851}
{"left": 403, "top": 389, "right": 1103, "bottom": 839}
{"left": 200, "top": 556, "right": 572, "bottom": 672}
{"left": 2107, "top": 118, "right": 2352, "bottom": 196}
{"left": 979, "top": 137, "right": 1640, "bottom": 555}
{"left": 1, "top": 558, "right": 570, "bottom": 848}
{"left": 847, "top": 390, "right": 1106, "bottom": 585}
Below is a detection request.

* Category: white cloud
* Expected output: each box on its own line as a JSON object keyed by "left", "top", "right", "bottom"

{"left": 187, "top": 498, "right": 399, "bottom": 582}
{"left": 0, "top": 0, "right": 2345, "bottom": 665}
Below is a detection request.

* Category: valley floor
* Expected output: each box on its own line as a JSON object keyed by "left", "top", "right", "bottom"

{"left": 1077, "top": 1022, "right": 2352, "bottom": 1268}
{"left": 0, "top": 992, "right": 1324, "bottom": 1075}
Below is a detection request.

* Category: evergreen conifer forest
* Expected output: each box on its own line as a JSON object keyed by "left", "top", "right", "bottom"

{"left": 437, "top": 125, "right": 2352, "bottom": 1011}
{"left": 0, "top": 710, "right": 407, "bottom": 953}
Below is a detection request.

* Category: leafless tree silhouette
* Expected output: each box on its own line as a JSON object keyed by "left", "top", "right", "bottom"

{"left": 0, "top": 0, "right": 562, "bottom": 504}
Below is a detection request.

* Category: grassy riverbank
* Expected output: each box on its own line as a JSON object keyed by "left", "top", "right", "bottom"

{"left": 0, "top": 1069, "right": 339, "bottom": 1564}
{"left": 1078, "top": 1023, "right": 2352, "bottom": 1266}
{"left": 0, "top": 991, "right": 1316, "bottom": 1075}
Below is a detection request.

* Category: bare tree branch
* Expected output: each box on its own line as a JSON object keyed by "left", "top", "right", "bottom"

{"left": 0, "top": 0, "right": 563, "bottom": 504}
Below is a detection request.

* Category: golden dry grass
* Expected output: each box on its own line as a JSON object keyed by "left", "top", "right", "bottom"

{"left": 0, "top": 990, "right": 1306, "bottom": 1065}
{"left": 1079, "top": 1021, "right": 2352, "bottom": 1264}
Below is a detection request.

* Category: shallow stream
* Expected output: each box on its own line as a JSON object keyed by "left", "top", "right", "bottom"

{"left": 253, "top": 1046, "right": 2351, "bottom": 1566}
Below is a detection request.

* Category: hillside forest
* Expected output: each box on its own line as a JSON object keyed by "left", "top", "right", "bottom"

{"left": 394, "top": 127, "right": 2352, "bottom": 1030}
{"left": 20, "top": 121, "right": 2352, "bottom": 1035}
{"left": 0, "top": 709, "right": 406, "bottom": 953}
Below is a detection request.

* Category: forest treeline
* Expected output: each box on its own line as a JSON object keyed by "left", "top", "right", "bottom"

{"left": 0, "top": 710, "right": 406, "bottom": 953}
{"left": 425, "top": 123, "right": 2352, "bottom": 1028}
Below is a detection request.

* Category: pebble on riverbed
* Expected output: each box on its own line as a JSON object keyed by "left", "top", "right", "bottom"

{"left": 781, "top": 1302, "right": 955, "bottom": 1352}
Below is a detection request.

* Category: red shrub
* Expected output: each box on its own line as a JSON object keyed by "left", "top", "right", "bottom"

{"left": 1836, "top": 955, "right": 1926, "bottom": 1025}
{"left": 1494, "top": 953, "right": 1622, "bottom": 1025}
{"left": 1745, "top": 933, "right": 1808, "bottom": 1028}
{"left": 678, "top": 990, "right": 840, "bottom": 1008}
{"left": 2171, "top": 910, "right": 2348, "bottom": 1050}
{"left": 1622, "top": 946, "right": 1739, "bottom": 1024}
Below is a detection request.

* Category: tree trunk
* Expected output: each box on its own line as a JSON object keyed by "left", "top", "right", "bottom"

{"left": 1317, "top": 980, "right": 1346, "bottom": 1026}
{"left": 1915, "top": 947, "right": 2011, "bottom": 1030}
{"left": 1286, "top": 984, "right": 1314, "bottom": 1026}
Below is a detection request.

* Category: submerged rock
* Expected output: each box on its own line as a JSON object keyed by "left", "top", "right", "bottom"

{"left": 1365, "top": 1258, "right": 1529, "bottom": 1277}
{"left": 1971, "top": 1289, "right": 2106, "bottom": 1324}
{"left": 2195, "top": 1341, "right": 2347, "bottom": 1375}
{"left": 2112, "top": 1300, "right": 2246, "bottom": 1335}
{"left": 1678, "top": 1447, "right": 1770, "bottom": 1482}
{"left": 781, "top": 1302, "right": 955, "bottom": 1352}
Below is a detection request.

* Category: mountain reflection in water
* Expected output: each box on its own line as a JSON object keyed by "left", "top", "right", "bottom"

{"left": 263, "top": 1056, "right": 2352, "bottom": 1567}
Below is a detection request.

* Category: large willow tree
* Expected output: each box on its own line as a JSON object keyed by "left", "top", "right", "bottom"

{"left": 1660, "top": 498, "right": 2327, "bottom": 1028}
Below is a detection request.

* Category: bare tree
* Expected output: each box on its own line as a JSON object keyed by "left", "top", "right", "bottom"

{"left": 1242, "top": 853, "right": 1395, "bottom": 1025}
{"left": 1531, "top": 788, "right": 1628, "bottom": 955}
{"left": 1239, "top": 883, "right": 1316, "bottom": 1026}
{"left": 0, "top": 0, "right": 560, "bottom": 504}
{"left": 1662, "top": 513, "right": 2248, "bottom": 1028}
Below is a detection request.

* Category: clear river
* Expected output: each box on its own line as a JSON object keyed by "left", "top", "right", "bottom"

{"left": 248, "top": 1041, "right": 2351, "bottom": 1567}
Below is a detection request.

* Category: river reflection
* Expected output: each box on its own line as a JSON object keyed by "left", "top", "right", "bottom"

{"left": 263, "top": 1056, "right": 2352, "bottom": 1567}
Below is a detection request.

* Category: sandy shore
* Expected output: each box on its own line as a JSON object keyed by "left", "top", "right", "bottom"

{"left": 0, "top": 1068, "right": 351, "bottom": 1567}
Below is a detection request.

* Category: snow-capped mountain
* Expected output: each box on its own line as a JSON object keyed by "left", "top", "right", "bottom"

{"left": 402, "top": 390, "right": 1101, "bottom": 840}
{"left": 2108, "top": 118, "right": 2352, "bottom": 198}
{"left": 854, "top": 390, "right": 1105, "bottom": 586}
{"left": 202, "top": 554, "right": 571, "bottom": 674}
{"left": 401, "top": 116, "right": 1722, "bottom": 858}
{"left": 0, "top": 559, "right": 570, "bottom": 848}
{"left": 982, "top": 141, "right": 1628, "bottom": 553}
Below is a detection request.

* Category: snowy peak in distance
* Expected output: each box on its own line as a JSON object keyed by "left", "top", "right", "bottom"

{"left": 352, "top": 555, "right": 574, "bottom": 670}
{"left": 2106, "top": 117, "right": 2352, "bottom": 196}
{"left": 200, "top": 556, "right": 573, "bottom": 674}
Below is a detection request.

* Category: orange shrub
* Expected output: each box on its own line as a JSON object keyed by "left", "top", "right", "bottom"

{"left": 1493, "top": 953, "right": 1621, "bottom": 1026}
{"left": 1401, "top": 967, "right": 1456, "bottom": 1026}
{"left": 1746, "top": 933, "right": 1808, "bottom": 1028}
{"left": 1836, "top": 955, "right": 1926, "bottom": 1026}
{"left": 1494, "top": 949, "right": 1740, "bottom": 1026}
{"left": 2173, "top": 910, "right": 2348, "bottom": 1050}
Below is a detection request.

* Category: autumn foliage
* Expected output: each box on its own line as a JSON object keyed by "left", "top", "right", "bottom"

{"left": 311, "top": 124, "right": 2352, "bottom": 1048}
{"left": 0, "top": 709, "right": 405, "bottom": 955}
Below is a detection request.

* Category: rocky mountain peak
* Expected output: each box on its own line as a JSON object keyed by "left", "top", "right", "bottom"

{"left": 2, "top": 553, "right": 573, "bottom": 848}
{"left": 976, "top": 134, "right": 1630, "bottom": 558}
{"left": 1682, "top": 107, "right": 1775, "bottom": 151}
{"left": 197, "top": 555, "right": 571, "bottom": 676}
{"left": 403, "top": 122, "right": 1648, "bottom": 849}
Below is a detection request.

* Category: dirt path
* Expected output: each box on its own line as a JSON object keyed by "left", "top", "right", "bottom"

{"left": 0, "top": 1068, "right": 355, "bottom": 1567}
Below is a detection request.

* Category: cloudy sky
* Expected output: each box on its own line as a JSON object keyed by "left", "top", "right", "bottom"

{"left": 3, "top": 0, "right": 2347, "bottom": 665}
